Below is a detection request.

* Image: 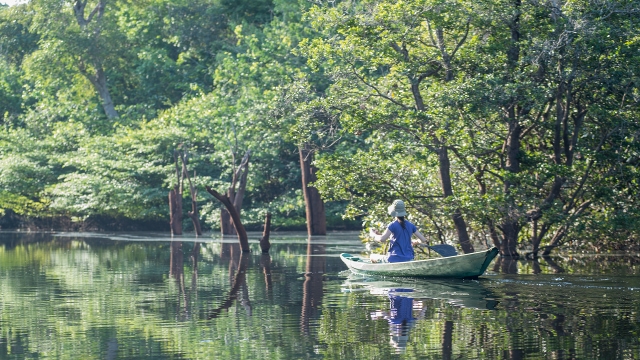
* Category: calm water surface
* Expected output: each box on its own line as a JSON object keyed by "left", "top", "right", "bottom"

{"left": 0, "top": 231, "right": 639, "bottom": 359}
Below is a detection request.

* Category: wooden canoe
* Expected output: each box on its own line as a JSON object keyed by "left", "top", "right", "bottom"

{"left": 340, "top": 247, "right": 499, "bottom": 279}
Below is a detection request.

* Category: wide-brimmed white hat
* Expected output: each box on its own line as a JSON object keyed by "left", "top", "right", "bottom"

{"left": 387, "top": 200, "right": 407, "bottom": 217}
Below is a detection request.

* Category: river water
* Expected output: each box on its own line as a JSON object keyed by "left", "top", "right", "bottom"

{"left": 0, "top": 231, "right": 638, "bottom": 359}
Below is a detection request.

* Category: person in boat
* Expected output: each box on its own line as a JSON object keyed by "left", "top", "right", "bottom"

{"left": 369, "top": 199, "right": 428, "bottom": 263}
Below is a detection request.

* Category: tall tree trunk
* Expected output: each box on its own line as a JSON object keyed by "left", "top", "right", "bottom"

{"left": 438, "top": 146, "right": 474, "bottom": 253}
{"left": 500, "top": 220, "right": 520, "bottom": 257}
{"left": 487, "top": 220, "right": 502, "bottom": 249}
{"left": 73, "top": 0, "right": 118, "bottom": 119}
{"left": 187, "top": 200, "right": 202, "bottom": 235}
{"left": 92, "top": 67, "right": 119, "bottom": 119}
{"left": 498, "top": 0, "right": 522, "bottom": 257}
{"left": 501, "top": 116, "right": 521, "bottom": 257}
{"left": 394, "top": 22, "right": 473, "bottom": 253}
{"left": 299, "top": 144, "right": 327, "bottom": 236}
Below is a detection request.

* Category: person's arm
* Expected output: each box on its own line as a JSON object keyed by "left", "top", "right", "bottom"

{"left": 412, "top": 230, "right": 428, "bottom": 246}
{"left": 369, "top": 228, "right": 391, "bottom": 242}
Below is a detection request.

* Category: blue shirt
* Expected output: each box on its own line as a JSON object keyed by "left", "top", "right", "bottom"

{"left": 387, "top": 219, "right": 417, "bottom": 263}
{"left": 389, "top": 294, "right": 415, "bottom": 324}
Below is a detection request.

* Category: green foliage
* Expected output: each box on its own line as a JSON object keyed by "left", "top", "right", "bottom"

{"left": 301, "top": 0, "right": 640, "bottom": 250}
{"left": 0, "top": 0, "right": 638, "bottom": 248}
{"left": 0, "top": 59, "right": 23, "bottom": 124}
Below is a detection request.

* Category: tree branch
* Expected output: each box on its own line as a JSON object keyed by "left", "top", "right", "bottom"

{"left": 205, "top": 186, "right": 250, "bottom": 252}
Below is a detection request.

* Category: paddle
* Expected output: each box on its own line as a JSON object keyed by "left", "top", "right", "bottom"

{"left": 418, "top": 243, "right": 458, "bottom": 257}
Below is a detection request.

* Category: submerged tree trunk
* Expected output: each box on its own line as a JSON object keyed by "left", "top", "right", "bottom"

{"left": 500, "top": 116, "right": 522, "bottom": 257}
{"left": 437, "top": 147, "right": 474, "bottom": 253}
{"left": 442, "top": 320, "right": 454, "bottom": 360}
{"left": 260, "top": 253, "right": 273, "bottom": 295}
{"left": 206, "top": 186, "right": 250, "bottom": 252}
{"left": 182, "top": 155, "right": 202, "bottom": 236}
{"left": 259, "top": 212, "right": 272, "bottom": 254}
{"left": 299, "top": 145, "right": 326, "bottom": 236}
{"left": 220, "top": 194, "right": 235, "bottom": 235}
{"left": 168, "top": 186, "right": 183, "bottom": 236}
{"left": 221, "top": 150, "right": 250, "bottom": 235}
{"left": 497, "top": 0, "right": 523, "bottom": 258}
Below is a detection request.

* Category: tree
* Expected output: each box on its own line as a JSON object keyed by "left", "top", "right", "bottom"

{"left": 24, "top": 0, "right": 123, "bottom": 118}
{"left": 301, "top": 0, "right": 479, "bottom": 252}
{"left": 303, "top": 0, "right": 640, "bottom": 254}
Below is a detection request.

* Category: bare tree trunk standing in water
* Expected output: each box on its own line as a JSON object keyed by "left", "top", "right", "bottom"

{"left": 169, "top": 149, "right": 206, "bottom": 236}
{"left": 206, "top": 150, "right": 252, "bottom": 252}
{"left": 168, "top": 187, "right": 183, "bottom": 235}
{"left": 180, "top": 152, "right": 202, "bottom": 236}
{"left": 299, "top": 144, "right": 326, "bottom": 236}
{"left": 259, "top": 212, "right": 272, "bottom": 253}
{"left": 169, "top": 151, "right": 183, "bottom": 236}
{"left": 221, "top": 150, "right": 250, "bottom": 235}
{"left": 206, "top": 185, "right": 251, "bottom": 252}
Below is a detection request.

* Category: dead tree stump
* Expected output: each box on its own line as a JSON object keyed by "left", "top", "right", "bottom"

{"left": 259, "top": 212, "right": 272, "bottom": 254}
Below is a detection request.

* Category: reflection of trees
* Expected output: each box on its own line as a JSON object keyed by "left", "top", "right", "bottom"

{"left": 442, "top": 320, "right": 453, "bottom": 360}
{"left": 493, "top": 256, "right": 519, "bottom": 274}
{"left": 207, "top": 253, "right": 250, "bottom": 320}
{"left": 216, "top": 241, "right": 253, "bottom": 315}
{"left": 170, "top": 241, "right": 183, "bottom": 278}
{"left": 493, "top": 256, "right": 567, "bottom": 274}
{"left": 170, "top": 241, "right": 195, "bottom": 321}
{"left": 542, "top": 255, "right": 564, "bottom": 273}
{"left": 260, "top": 253, "right": 272, "bottom": 296}
{"left": 219, "top": 239, "right": 237, "bottom": 261}
{"left": 1, "top": 235, "right": 639, "bottom": 359}
{"left": 301, "top": 240, "right": 325, "bottom": 335}
{"left": 190, "top": 243, "right": 201, "bottom": 294}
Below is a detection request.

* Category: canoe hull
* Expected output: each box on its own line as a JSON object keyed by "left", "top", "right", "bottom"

{"left": 340, "top": 247, "right": 499, "bottom": 279}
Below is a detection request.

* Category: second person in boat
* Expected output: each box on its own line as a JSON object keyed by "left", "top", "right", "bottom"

{"left": 369, "top": 199, "right": 428, "bottom": 263}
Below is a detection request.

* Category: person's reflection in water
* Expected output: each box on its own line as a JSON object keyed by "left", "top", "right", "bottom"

{"left": 370, "top": 289, "right": 424, "bottom": 353}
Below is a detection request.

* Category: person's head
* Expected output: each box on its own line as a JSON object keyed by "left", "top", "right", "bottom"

{"left": 388, "top": 200, "right": 407, "bottom": 227}
{"left": 388, "top": 200, "right": 407, "bottom": 217}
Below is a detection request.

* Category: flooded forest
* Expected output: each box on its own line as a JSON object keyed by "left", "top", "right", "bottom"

{"left": 1, "top": 1, "right": 640, "bottom": 358}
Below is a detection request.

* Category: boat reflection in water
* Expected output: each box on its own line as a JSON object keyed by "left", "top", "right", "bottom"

{"left": 343, "top": 275, "right": 498, "bottom": 353}
{"left": 369, "top": 288, "right": 425, "bottom": 353}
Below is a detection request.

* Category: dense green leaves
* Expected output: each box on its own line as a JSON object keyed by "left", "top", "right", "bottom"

{"left": 302, "top": 0, "right": 640, "bottom": 252}
{"left": 0, "top": 0, "right": 637, "bottom": 249}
